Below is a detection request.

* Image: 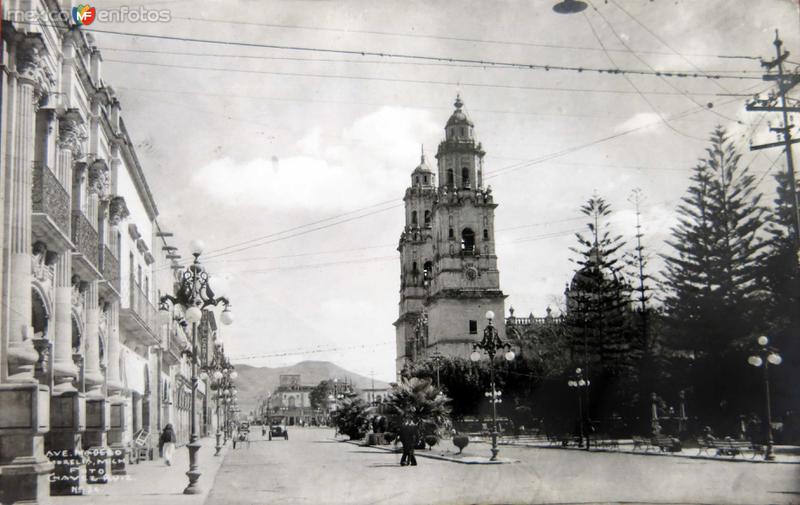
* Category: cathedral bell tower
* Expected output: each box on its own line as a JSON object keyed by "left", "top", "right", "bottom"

{"left": 395, "top": 96, "right": 506, "bottom": 375}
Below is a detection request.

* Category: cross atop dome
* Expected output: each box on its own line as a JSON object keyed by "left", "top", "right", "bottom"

{"left": 446, "top": 94, "right": 474, "bottom": 129}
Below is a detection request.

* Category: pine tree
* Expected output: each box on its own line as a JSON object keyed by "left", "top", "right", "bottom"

{"left": 762, "top": 169, "right": 800, "bottom": 335}
{"left": 566, "top": 195, "right": 633, "bottom": 376}
{"left": 662, "top": 126, "right": 768, "bottom": 357}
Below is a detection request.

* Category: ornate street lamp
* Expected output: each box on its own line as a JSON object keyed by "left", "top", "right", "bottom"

{"left": 470, "top": 310, "right": 515, "bottom": 461}
{"left": 159, "top": 240, "right": 233, "bottom": 495}
{"left": 412, "top": 309, "right": 428, "bottom": 362}
{"left": 748, "top": 335, "right": 782, "bottom": 461}
{"left": 431, "top": 350, "right": 444, "bottom": 388}
{"left": 567, "top": 367, "right": 591, "bottom": 450}
{"left": 201, "top": 354, "right": 237, "bottom": 457}
{"left": 553, "top": 0, "right": 587, "bottom": 14}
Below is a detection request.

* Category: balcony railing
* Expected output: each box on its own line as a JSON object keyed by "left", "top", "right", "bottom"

{"left": 101, "top": 246, "right": 120, "bottom": 292}
{"left": 32, "top": 162, "right": 70, "bottom": 235}
{"left": 129, "top": 281, "right": 157, "bottom": 335}
{"left": 72, "top": 211, "right": 99, "bottom": 270}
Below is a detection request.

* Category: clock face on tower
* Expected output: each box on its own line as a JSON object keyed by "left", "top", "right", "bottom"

{"left": 464, "top": 265, "right": 478, "bottom": 280}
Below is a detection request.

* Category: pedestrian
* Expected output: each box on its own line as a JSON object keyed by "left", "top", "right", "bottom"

{"left": 159, "top": 424, "right": 176, "bottom": 466}
{"left": 262, "top": 425, "right": 267, "bottom": 438}
{"left": 397, "top": 419, "right": 418, "bottom": 467}
{"left": 232, "top": 425, "right": 239, "bottom": 449}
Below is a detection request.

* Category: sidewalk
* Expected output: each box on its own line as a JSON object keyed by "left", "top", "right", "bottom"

{"left": 49, "top": 437, "right": 228, "bottom": 505}
{"left": 497, "top": 435, "right": 800, "bottom": 464}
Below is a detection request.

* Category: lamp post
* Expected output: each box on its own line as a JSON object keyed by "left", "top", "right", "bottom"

{"left": 159, "top": 240, "right": 233, "bottom": 495}
{"left": 748, "top": 335, "right": 782, "bottom": 461}
{"left": 413, "top": 309, "right": 428, "bottom": 362}
{"left": 205, "top": 358, "right": 236, "bottom": 456}
{"left": 470, "top": 310, "right": 515, "bottom": 461}
{"left": 553, "top": 0, "right": 587, "bottom": 14}
{"left": 567, "top": 367, "right": 591, "bottom": 450}
{"left": 431, "top": 350, "right": 444, "bottom": 388}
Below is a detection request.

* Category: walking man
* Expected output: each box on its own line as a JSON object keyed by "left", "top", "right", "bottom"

{"left": 159, "top": 424, "right": 177, "bottom": 466}
{"left": 398, "top": 419, "right": 418, "bottom": 466}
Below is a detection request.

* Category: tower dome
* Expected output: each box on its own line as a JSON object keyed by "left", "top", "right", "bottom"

{"left": 444, "top": 94, "right": 475, "bottom": 142}
{"left": 411, "top": 146, "right": 434, "bottom": 187}
{"left": 446, "top": 94, "right": 474, "bottom": 127}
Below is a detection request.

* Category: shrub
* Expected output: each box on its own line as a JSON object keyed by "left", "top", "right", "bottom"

{"left": 453, "top": 435, "right": 469, "bottom": 454}
{"left": 331, "top": 395, "right": 371, "bottom": 440}
{"left": 424, "top": 434, "right": 438, "bottom": 450}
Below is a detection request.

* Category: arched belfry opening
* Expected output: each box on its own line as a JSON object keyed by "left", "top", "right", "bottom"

{"left": 461, "top": 228, "right": 475, "bottom": 253}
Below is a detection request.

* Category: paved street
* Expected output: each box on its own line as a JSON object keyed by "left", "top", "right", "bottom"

{"left": 205, "top": 427, "right": 800, "bottom": 505}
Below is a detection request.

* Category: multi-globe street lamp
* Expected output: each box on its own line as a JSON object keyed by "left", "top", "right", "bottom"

{"left": 747, "top": 335, "right": 782, "bottom": 461}
{"left": 200, "top": 355, "right": 237, "bottom": 456}
{"left": 567, "top": 367, "right": 591, "bottom": 450}
{"left": 470, "top": 310, "right": 515, "bottom": 461}
{"left": 159, "top": 240, "right": 233, "bottom": 495}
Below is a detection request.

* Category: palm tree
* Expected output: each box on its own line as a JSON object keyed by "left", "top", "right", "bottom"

{"left": 386, "top": 377, "right": 451, "bottom": 434}
{"left": 331, "top": 393, "right": 371, "bottom": 440}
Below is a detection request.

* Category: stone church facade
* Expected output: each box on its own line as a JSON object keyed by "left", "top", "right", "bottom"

{"left": 394, "top": 96, "right": 506, "bottom": 375}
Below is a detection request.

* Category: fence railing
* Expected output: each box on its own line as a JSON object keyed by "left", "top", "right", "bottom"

{"left": 129, "top": 281, "right": 157, "bottom": 334}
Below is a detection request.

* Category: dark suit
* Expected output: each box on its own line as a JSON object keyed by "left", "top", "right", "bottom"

{"left": 398, "top": 424, "right": 418, "bottom": 466}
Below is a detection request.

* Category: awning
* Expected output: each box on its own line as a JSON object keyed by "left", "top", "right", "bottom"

{"left": 122, "top": 346, "right": 148, "bottom": 394}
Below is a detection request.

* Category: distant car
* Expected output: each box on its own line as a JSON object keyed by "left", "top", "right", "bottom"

{"left": 269, "top": 423, "right": 288, "bottom": 440}
{"left": 239, "top": 422, "right": 250, "bottom": 432}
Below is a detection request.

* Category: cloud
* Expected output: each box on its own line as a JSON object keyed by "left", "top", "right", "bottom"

{"left": 613, "top": 113, "right": 662, "bottom": 135}
{"left": 190, "top": 107, "right": 439, "bottom": 212}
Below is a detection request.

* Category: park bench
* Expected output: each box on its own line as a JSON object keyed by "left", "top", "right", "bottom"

{"left": 651, "top": 435, "right": 682, "bottom": 452}
{"left": 696, "top": 437, "right": 764, "bottom": 459}
{"left": 696, "top": 437, "right": 717, "bottom": 456}
{"left": 715, "top": 439, "right": 764, "bottom": 459}
{"left": 592, "top": 433, "right": 619, "bottom": 450}
{"left": 557, "top": 434, "right": 582, "bottom": 447}
{"left": 632, "top": 436, "right": 651, "bottom": 452}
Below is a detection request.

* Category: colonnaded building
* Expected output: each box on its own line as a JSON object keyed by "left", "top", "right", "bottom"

{"left": 394, "top": 96, "right": 507, "bottom": 374}
{"left": 0, "top": 4, "right": 234, "bottom": 503}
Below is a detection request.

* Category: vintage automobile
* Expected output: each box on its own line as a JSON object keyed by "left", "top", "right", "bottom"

{"left": 269, "top": 423, "right": 288, "bottom": 440}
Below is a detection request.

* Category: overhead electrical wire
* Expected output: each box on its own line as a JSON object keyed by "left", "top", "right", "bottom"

{"left": 68, "top": 25, "right": 762, "bottom": 81}
{"left": 160, "top": 92, "right": 763, "bottom": 270}
{"left": 116, "top": 85, "right": 633, "bottom": 120}
{"left": 581, "top": 7, "right": 707, "bottom": 142}
{"left": 585, "top": 2, "right": 740, "bottom": 125}
{"left": 167, "top": 14, "right": 759, "bottom": 61}
{"left": 100, "top": 46, "right": 764, "bottom": 75}
{"left": 102, "top": 58, "right": 743, "bottom": 97}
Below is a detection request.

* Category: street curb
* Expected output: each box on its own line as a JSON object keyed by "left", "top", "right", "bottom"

{"left": 495, "top": 441, "right": 800, "bottom": 465}
{"left": 338, "top": 439, "right": 519, "bottom": 465}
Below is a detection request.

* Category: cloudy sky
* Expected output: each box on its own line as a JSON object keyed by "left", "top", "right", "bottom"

{"left": 90, "top": 0, "right": 798, "bottom": 381}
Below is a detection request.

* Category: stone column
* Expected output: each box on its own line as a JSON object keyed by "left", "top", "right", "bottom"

{"left": 107, "top": 301, "right": 123, "bottom": 394}
{"left": 51, "top": 113, "right": 83, "bottom": 393}
{"left": 83, "top": 281, "right": 104, "bottom": 396}
{"left": 6, "top": 37, "right": 43, "bottom": 382}
{"left": 0, "top": 34, "right": 55, "bottom": 505}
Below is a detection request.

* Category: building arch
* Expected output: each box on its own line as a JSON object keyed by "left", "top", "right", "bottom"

{"left": 461, "top": 228, "right": 475, "bottom": 253}
{"left": 71, "top": 311, "right": 83, "bottom": 353}
{"left": 31, "top": 286, "right": 51, "bottom": 339}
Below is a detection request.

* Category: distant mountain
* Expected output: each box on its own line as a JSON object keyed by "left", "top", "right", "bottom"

{"left": 229, "top": 360, "right": 391, "bottom": 415}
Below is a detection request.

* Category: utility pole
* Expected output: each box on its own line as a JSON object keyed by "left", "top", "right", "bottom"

{"left": 748, "top": 30, "right": 800, "bottom": 247}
